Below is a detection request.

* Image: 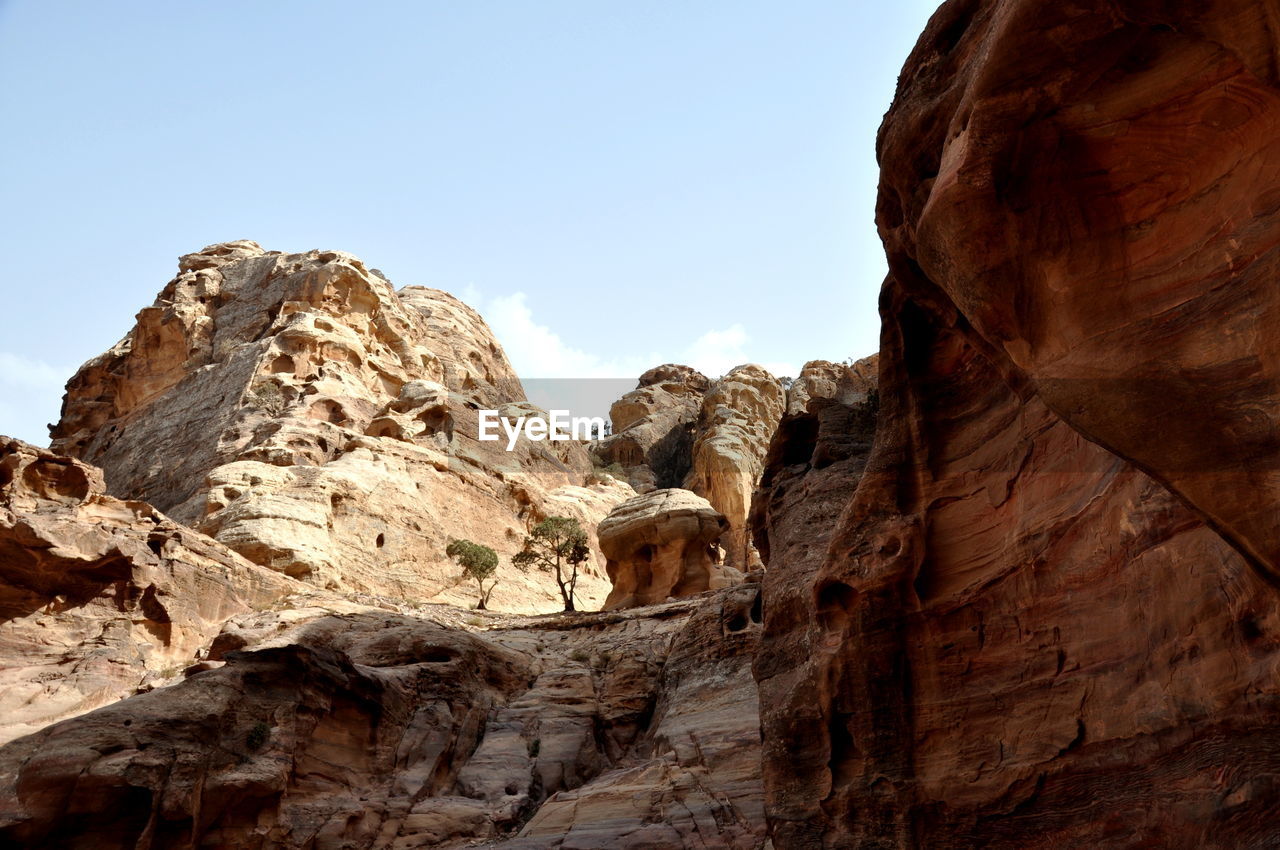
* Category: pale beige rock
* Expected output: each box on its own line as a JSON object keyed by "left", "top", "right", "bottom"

{"left": 0, "top": 437, "right": 295, "bottom": 745}
{"left": 596, "top": 364, "right": 710, "bottom": 491}
{"left": 0, "top": 587, "right": 765, "bottom": 849}
{"left": 201, "top": 435, "right": 630, "bottom": 610}
{"left": 598, "top": 488, "right": 739, "bottom": 610}
{"left": 506, "top": 583, "right": 764, "bottom": 850}
{"left": 50, "top": 243, "right": 634, "bottom": 613}
{"left": 785, "top": 355, "right": 878, "bottom": 416}
{"left": 684, "top": 364, "right": 784, "bottom": 570}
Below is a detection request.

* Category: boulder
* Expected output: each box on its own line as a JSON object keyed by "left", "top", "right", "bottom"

{"left": 598, "top": 489, "right": 738, "bottom": 610}
{"left": 595, "top": 364, "right": 710, "bottom": 491}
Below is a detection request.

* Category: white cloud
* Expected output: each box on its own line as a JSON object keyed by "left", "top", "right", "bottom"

{"left": 480, "top": 292, "right": 656, "bottom": 379}
{"left": 462, "top": 290, "right": 798, "bottom": 384}
{"left": 0, "top": 352, "right": 66, "bottom": 389}
{"left": 684, "top": 323, "right": 749, "bottom": 378}
{"left": 679, "top": 325, "right": 798, "bottom": 380}
{"left": 0, "top": 352, "right": 70, "bottom": 446}
{"left": 457, "top": 282, "right": 483, "bottom": 309}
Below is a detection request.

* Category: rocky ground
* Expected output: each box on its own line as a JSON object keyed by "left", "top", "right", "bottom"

{"left": 0, "top": 429, "right": 770, "bottom": 848}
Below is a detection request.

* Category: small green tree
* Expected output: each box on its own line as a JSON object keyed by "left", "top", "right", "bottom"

{"left": 447, "top": 539, "right": 500, "bottom": 610}
{"left": 512, "top": 516, "right": 590, "bottom": 612}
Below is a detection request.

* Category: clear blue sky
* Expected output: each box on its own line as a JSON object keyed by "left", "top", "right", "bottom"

{"left": 0, "top": 1, "right": 940, "bottom": 445}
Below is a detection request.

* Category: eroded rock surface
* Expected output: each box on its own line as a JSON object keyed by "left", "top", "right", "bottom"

{"left": 684, "top": 364, "right": 784, "bottom": 570}
{"left": 0, "top": 437, "right": 294, "bottom": 745}
{"left": 49, "top": 243, "right": 632, "bottom": 612}
{"left": 0, "top": 586, "right": 765, "bottom": 849}
{"left": 595, "top": 364, "right": 710, "bottom": 492}
{"left": 599, "top": 488, "right": 739, "bottom": 611}
{"left": 756, "top": 2, "right": 1280, "bottom": 847}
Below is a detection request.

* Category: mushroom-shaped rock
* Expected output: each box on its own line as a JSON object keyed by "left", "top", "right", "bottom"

{"left": 598, "top": 488, "right": 739, "bottom": 610}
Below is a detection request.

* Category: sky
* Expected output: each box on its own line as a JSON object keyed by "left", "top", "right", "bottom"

{"left": 0, "top": 0, "right": 942, "bottom": 445}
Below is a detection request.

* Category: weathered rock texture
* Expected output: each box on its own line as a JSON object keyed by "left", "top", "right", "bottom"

{"left": 782, "top": 356, "right": 878, "bottom": 418}
{"left": 599, "top": 488, "right": 739, "bottom": 611}
{"left": 49, "top": 243, "right": 631, "bottom": 612}
{"left": 684, "top": 364, "right": 784, "bottom": 570}
{"left": 750, "top": 356, "right": 878, "bottom": 614}
{"left": 756, "top": 2, "right": 1280, "bottom": 847}
{"left": 595, "top": 364, "right": 710, "bottom": 492}
{"left": 0, "top": 585, "right": 765, "bottom": 849}
{"left": 0, "top": 437, "right": 294, "bottom": 746}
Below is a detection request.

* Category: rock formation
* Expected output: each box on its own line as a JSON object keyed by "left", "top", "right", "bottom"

{"left": 49, "top": 243, "right": 633, "bottom": 613}
{"left": 781, "top": 356, "right": 877, "bottom": 418}
{"left": 595, "top": 364, "right": 710, "bottom": 492}
{"left": 16, "top": 0, "right": 1280, "bottom": 839}
{"left": 684, "top": 364, "right": 784, "bottom": 570}
{"left": 755, "top": 2, "right": 1280, "bottom": 847}
{"left": 598, "top": 488, "right": 739, "bottom": 610}
{"left": 750, "top": 356, "right": 878, "bottom": 592}
{"left": 0, "top": 584, "right": 765, "bottom": 849}
{"left": 0, "top": 437, "right": 295, "bottom": 745}
{"left": 0, "top": 241, "right": 773, "bottom": 847}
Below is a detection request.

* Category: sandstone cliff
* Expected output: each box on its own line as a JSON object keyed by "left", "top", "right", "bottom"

{"left": 754, "top": 2, "right": 1280, "bottom": 847}
{"left": 0, "top": 241, "right": 774, "bottom": 848}
{"left": 684, "top": 364, "right": 784, "bottom": 571}
{"left": 49, "top": 243, "right": 633, "bottom": 613}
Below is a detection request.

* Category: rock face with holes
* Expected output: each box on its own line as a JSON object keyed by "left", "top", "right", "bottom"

{"left": 0, "top": 437, "right": 294, "bottom": 746}
{"left": 595, "top": 364, "right": 711, "bottom": 492}
{"left": 598, "top": 488, "right": 741, "bottom": 611}
{"left": 684, "top": 364, "right": 785, "bottom": 570}
{"left": 0, "top": 585, "right": 766, "bottom": 849}
{"left": 49, "top": 242, "right": 633, "bottom": 612}
{"left": 755, "top": 2, "right": 1280, "bottom": 847}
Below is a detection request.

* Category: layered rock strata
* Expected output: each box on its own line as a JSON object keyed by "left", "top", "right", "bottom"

{"left": 49, "top": 243, "right": 631, "bottom": 612}
{"left": 756, "top": 2, "right": 1280, "bottom": 847}
{"left": 0, "top": 437, "right": 294, "bottom": 745}
{"left": 0, "top": 585, "right": 765, "bottom": 849}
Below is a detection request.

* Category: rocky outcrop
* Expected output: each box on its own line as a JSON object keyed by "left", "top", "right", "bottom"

{"left": 684, "top": 364, "right": 784, "bottom": 570}
{"left": 749, "top": 354, "right": 878, "bottom": 648}
{"left": 0, "top": 437, "right": 294, "bottom": 745}
{"left": 598, "top": 489, "right": 739, "bottom": 611}
{"left": 782, "top": 356, "right": 877, "bottom": 417}
{"left": 595, "top": 364, "right": 710, "bottom": 492}
{"left": 49, "top": 243, "right": 633, "bottom": 612}
{"left": 0, "top": 586, "right": 765, "bottom": 849}
{"left": 756, "top": 2, "right": 1280, "bottom": 847}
